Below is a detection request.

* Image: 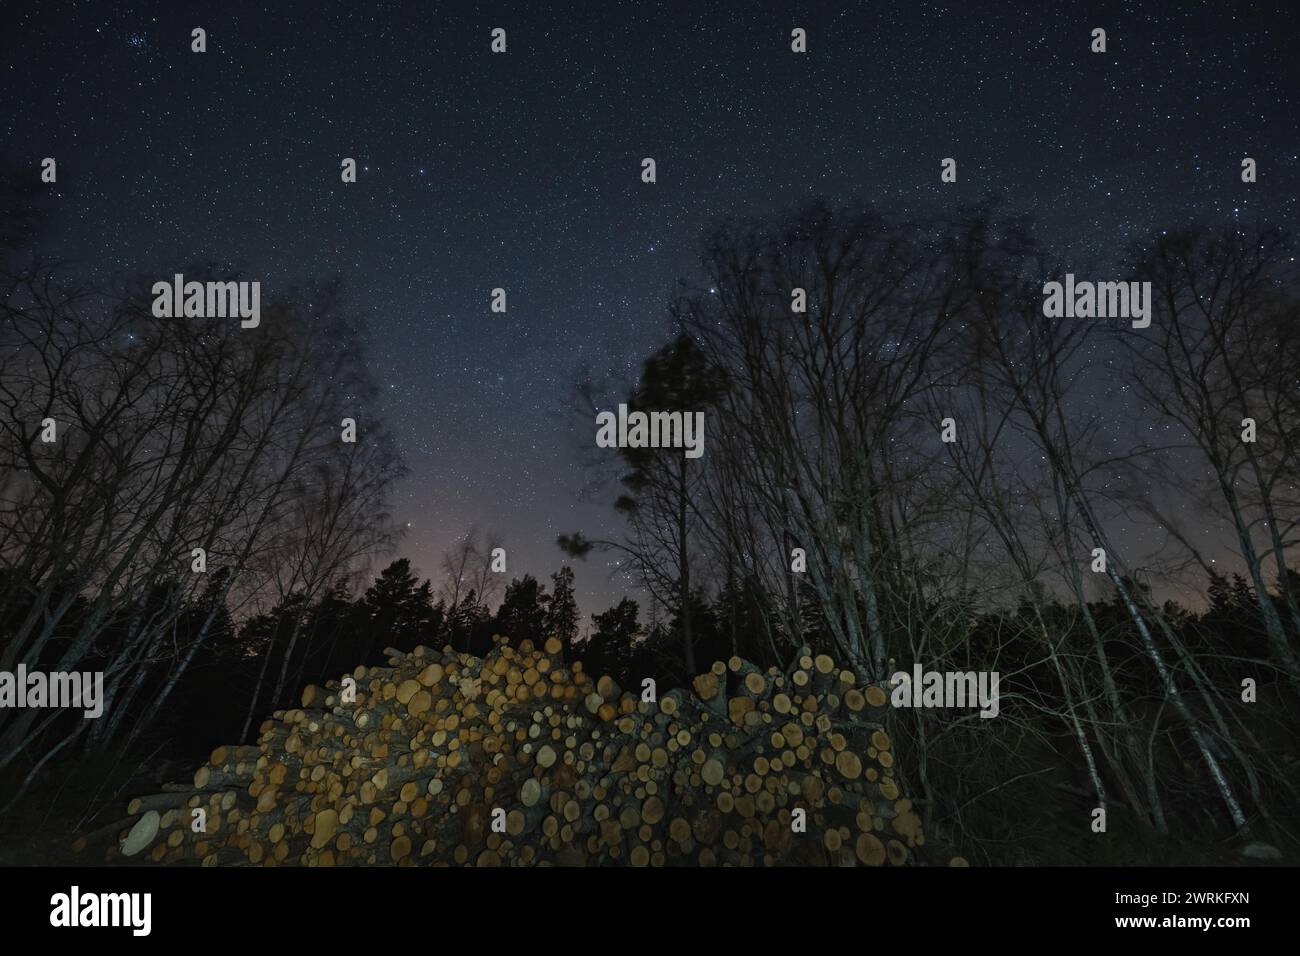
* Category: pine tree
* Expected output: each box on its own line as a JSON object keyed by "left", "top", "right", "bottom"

{"left": 494, "top": 574, "right": 550, "bottom": 647}
{"left": 547, "top": 566, "right": 580, "bottom": 648}
{"left": 581, "top": 597, "right": 641, "bottom": 685}
{"left": 358, "top": 559, "right": 435, "bottom": 655}
{"left": 616, "top": 333, "right": 728, "bottom": 675}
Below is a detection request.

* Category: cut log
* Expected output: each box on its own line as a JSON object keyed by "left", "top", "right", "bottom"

{"left": 121, "top": 811, "right": 160, "bottom": 857}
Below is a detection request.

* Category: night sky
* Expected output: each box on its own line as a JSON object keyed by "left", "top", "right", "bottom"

{"left": 4, "top": 1, "right": 1297, "bottom": 620}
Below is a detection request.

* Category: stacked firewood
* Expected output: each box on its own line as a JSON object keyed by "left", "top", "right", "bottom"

{"left": 97, "top": 635, "right": 959, "bottom": 866}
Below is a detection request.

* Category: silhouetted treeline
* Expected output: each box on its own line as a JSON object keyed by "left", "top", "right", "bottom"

{"left": 564, "top": 198, "right": 1300, "bottom": 861}
{"left": 4, "top": 180, "right": 1299, "bottom": 862}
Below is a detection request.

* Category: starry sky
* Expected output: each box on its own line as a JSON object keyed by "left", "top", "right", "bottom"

{"left": 3, "top": 0, "right": 1297, "bottom": 620}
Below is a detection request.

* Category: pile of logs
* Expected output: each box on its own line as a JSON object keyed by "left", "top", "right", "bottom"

{"left": 96, "top": 635, "right": 959, "bottom": 866}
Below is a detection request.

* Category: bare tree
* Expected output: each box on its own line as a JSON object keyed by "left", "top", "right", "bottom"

{"left": 0, "top": 264, "right": 404, "bottom": 787}
{"left": 1128, "top": 225, "right": 1300, "bottom": 688}
{"left": 435, "top": 526, "right": 503, "bottom": 649}
{"left": 676, "top": 201, "right": 1007, "bottom": 678}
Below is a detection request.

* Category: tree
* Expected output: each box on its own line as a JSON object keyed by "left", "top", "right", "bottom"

{"left": 356, "top": 559, "right": 435, "bottom": 654}
{"left": 562, "top": 334, "right": 726, "bottom": 676}
{"left": 546, "top": 566, "right": 580, "bottom": 648}
{"left": 447, "top": 588, "right": 491, "bottom": 655}
{"left": 617, "top": 334, "right": 727, "bottom": 675}
{"left": 437, "top": 527, "right": 504, "bottom": 650}
{"left": 493, "top": 574, "right": 550, "bottom": 647}
{"left": 676, "top": 200, "right": 996, "bottom": 676}
{"left": 1127, "top": 224, "right": 1300, "bottom": 688}
{"left": 0, "top": 263, "right": 405, "bottom": 784}
{"left": 579, "top": 597, "right": 641, "bottom": 686}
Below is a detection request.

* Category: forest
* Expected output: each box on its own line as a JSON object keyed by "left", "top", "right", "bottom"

{"left": 2, "top": 173, "right": 1298, "bottom": 864}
